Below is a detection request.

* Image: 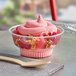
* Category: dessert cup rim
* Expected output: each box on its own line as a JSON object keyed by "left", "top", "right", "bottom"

{"left": 9, "top": 25, "right": 64, "bottom": 38}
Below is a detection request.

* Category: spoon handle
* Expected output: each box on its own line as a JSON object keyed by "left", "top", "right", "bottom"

{"left": 0, "top": 56, "right": 24, "bottom": 65}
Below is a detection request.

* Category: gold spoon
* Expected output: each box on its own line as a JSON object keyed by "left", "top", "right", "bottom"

{"left": 0, "top": 56, "right": 51, "bottom": 67}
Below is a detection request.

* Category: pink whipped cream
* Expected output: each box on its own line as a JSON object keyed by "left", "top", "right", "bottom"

{"left": 17, "top": 15, "right": 57, "bottom": 36}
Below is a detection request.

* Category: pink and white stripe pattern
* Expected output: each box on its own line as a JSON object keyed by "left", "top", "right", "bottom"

{"left": 20, "top": 48, "right": 53, "bottom": 58}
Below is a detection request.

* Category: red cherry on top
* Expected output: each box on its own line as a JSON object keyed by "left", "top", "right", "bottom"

{"left": 52, "top": 32, "right": 57, "bottom": 35}
{"left": 16, "top": 27, "right": 18, "bottom": 30}
{"left": 42, "top": 33, "right": 47, "bottom": 36}
{"left": 57, "top": 29, "right": 61, "bottom": 34}
{"left": 48, "top": 32, "right": 52, "bottom": 36}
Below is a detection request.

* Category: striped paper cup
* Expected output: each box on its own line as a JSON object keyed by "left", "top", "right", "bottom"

{"left": 20, "top": 48, "right": 53, "bottom": 58}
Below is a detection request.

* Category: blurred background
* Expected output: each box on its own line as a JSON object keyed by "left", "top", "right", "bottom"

{"left": 0, "top": 0, "right": 76, "bottom": 30}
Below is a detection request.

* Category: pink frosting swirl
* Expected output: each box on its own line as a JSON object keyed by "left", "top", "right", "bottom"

{"left": 17, "top": 15, "right": 57, "bottom": 36}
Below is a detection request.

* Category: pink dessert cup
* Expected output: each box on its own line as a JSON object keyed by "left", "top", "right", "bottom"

{"left": 9, "top": 25, "right": 64, "bottom": 58}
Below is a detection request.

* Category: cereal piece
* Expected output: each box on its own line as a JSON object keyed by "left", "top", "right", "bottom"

{"left": 27, "top": 34, "right": 33, "bottom": 36}
{"left": 46, "top": 40, "right": 53, "bottom": 48}
{"left": 15, "top": 38, "right": 21, "bottom": 47}
{"left": 25, "top": 38, "right": 40, "bottom": 50}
